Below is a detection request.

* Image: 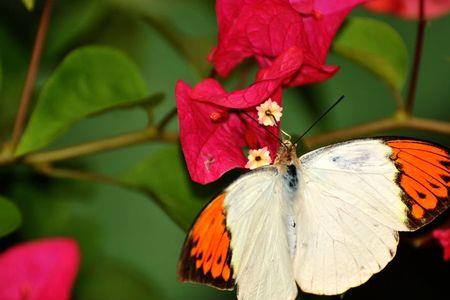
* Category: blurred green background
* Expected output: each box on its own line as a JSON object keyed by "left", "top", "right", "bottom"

{"left": 0, "top": 0, "right": 449, "bottom": 299}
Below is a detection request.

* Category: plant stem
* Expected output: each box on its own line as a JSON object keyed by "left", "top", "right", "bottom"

{"left": 21, "top": 115, "right": 449, "bottom": 165}
{"left": 24, "top": 127, "right": 178, "bottom": 164}
{"left": 393, "top": 90, "right": 404, "bottom": 111}
{"left": 303, "top": 116, "right": 450, "bottom": 149}
{"left": 11, "top": 0, "right": 53, "bottom": 150}
{"left": 34, "top": 164, "right": 137, "bottom": 190}
{"left": 157, "top": 107, "right": 177, "bottom": 131}
{"left": 405, "top": 0, "right": 426, "bottom": 114}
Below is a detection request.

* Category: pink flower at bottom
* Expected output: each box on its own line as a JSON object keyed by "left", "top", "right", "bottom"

{"left": 0, "top": 238, "right": 80, "bottom": 300}
{"left": 364, "top": 0, "right": 450, "bottom": 20}
{"left": 433, "top": 228, "right": 450, "bottom": 261}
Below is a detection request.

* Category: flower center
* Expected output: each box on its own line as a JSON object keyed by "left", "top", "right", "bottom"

{"left": 312, "top": 9, "right": 323, "bottom": 20}
{"left": 209, "top": 111, "right": 227, "bottom": 123}
{"left": 20, "top": 284, "right": 31, "bottom": 300}
{"left": 255, "top": 156, "right": 262, "bottom": 161}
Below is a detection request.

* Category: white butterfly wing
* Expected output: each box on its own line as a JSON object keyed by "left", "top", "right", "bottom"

{"left": 178, "top": 137, "right": 449, "bottom": 298}
{"left": 294, "top": 139, "right": 408, "bottom": 295}
{"left": 225, "top": 167, "right": 298, "bottom": 300}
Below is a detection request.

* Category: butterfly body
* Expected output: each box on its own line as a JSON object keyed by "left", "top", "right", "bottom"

{"left": 178, "top": 137, "right": 450, "bottom": 299}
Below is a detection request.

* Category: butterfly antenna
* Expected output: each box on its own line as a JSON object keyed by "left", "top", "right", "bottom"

{"left": 239, "top": 110, "right": 286, "bottom": 147}
{"left": 280, "top": 129, "right": 291, "bottom": 141}
{"left": 292, "top": 95, "right": 345, "bottom": 145}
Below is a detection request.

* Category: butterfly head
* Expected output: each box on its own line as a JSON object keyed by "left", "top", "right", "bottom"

{"left": 274, "top": 140, "right": 299, "bottom": 166}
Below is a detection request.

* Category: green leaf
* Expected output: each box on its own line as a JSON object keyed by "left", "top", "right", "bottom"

{"left": 75, "top": 260, "right": 165, "bottom": 300}
{"left": 22, "top": 0, "right": 34, "bottom": 11}
{"left": 16, "top": 46, "right": 148, "bottom": 156}
{"left": 333, "top": 17, "right": 408, "bottom": 93}
{"left": 92, "top": 92, "right": 164, "bottom": 116}
{"left": 89, "top": 92, "right": 164, "bottom": 126}
{"left": 140, "top": 93, "right": 165, "bottom": 125}
{"left": 0, "top": 195, "right": 22, "bottom": 237}
{"left": 0, "top": 57, "right": 2, "bottom": 94}
{"left": 46, "top": 0, "right": 106, "bottom": 56}
{"left": 0, "top": 26, "right": 28, "bottom": 133}
{"left": 122, "top": 145, "right": 204, "bottom": 231}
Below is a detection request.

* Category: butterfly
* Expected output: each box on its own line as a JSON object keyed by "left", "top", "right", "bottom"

{"left": 177, "top": 137, "right": 450, "bottom": 299}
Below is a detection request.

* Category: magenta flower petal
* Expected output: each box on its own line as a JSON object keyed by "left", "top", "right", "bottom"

{"left": 193, "top": 46, "right": 303, "bottom": 109}
{"left": 364, "top": 0, "right": 450, "bottom": 20}
{"left": 177, "top": 81, "right": 245, "bottom": 184}
{"left": 210, "top": 0, "right": 366, "bottom": 86}
{"left": 289, "top": 0, "right": 314, "bottom": 14}
{"left": 288, "top": 58, "right": 339, "bottom": 86}
{"left": 0, "top": 238, "right": 80, "bottom": 300}
{"left": 245, "top": 1, "right": 305, "bottom": 59}
{"left": 211, "top": 0, "right": 305, "bottom": 77}
{"left": 301, "top": 1, "right": 364, "bottom": 64}
{"left": 178, "top": 0, "right": 369, "bottom": 184}
{"left": 313, "top": 0, "right": 370, "bottom": 14}
{"left": 433, "top": 228, "right": 450, "bottom": 261}
{"left": 176, "top": 81, "right": 280, "bottom": 184}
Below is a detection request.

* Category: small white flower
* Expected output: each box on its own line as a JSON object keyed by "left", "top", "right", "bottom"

{"left": 256, "top": 99, "right": 283, "bottom": 126}
{"left": 245, "top": 147, "right": 272, "bottom": 170}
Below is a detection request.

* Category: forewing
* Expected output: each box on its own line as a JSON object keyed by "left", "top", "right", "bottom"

{"left": 294, "top": 170, "right": 400, "bottom": 295}
{"left": 178, "top": 166, "right": 298, "bottom": 299}
{"left": 294, "top": 137, "right": 450, "bottom": 295}
{"left": 178, "top": 193, "right": 235, "bottom": 290}
{"left": 224, "top": 167, "right": 298, "bottom": 300}
{"left": 387, "top": 139, "right": 450, "bottom": 226}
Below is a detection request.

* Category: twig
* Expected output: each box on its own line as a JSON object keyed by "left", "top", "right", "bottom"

{"left": 303, "top": 116, "right": 450, "bottom": 149}
{"left": 11, "top": 0, "right": 54, "bottom": 150}
{"left": 24, "top": 127, "right": 178, "bottom": 164}
{"left": 157, "top": 107, "right": 177, "bottom": 131}
{"left": 1, "top": 111, "right": 447, "bottom": 168}
{"left": 393, "top": 90, "right": 404, "bottom": 111}
{"left": 405, "top": 0, "right": 426, "bottom": 114}
{"left": 34, "top": 164, "right": 138, "bottom": 190}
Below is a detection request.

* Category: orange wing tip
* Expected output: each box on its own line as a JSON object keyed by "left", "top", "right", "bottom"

{"left": 177, "top": 193, "right": 235, "bottom": 290}
{"left": 411, "top": 204, "right": 425, "bottom": 219}
{"left": 387, "top": 139, "right": 449, "bottom": 157}
{"left": 386, "top": 139, "right": 450, "bottom": 229}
